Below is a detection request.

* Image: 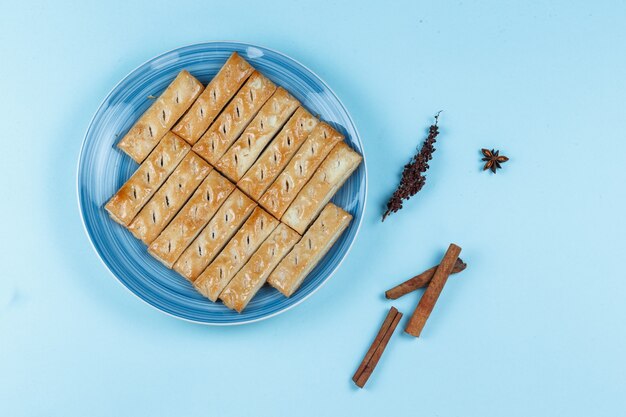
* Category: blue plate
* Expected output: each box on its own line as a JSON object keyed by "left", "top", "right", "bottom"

{"left": 77, "top": 42, "right": 367, "bottom": 325}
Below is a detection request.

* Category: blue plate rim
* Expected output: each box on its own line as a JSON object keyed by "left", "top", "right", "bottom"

{"left": 76, "top": 41, "right": 368, "bottom": 325}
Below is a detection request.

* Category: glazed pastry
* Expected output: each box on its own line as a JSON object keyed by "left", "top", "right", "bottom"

{"left": 220, "top": 223, "right": 300, "bottom": 312}
{"left": 128, "top": 152, "right": 211, "bottom": 244}
{"left": 148, "top": 170, "right": 235, "bottom": 268}
{"left": 117, "top": 70, "right": 203, "bottom": 163}
{"left": 237, "top": 107, "right": 318, "bottom": 199}
{"left": 215, "top": 87, "right": 299, "bottom": 182}
{"left": 194, "top": 207, "right": 278, "bottom": 302}
{"left": 268, "top": 203, "right": 352, "bottom": 297}
{"left": 282, "top": 142, "right": 362, "bottom": 234}
{"left": 258, "top": 123, "right": 343, "bottom": 218}
{"left": 105, "top": 132, "right": 190, "bottom": 226}
{"left": 192, "top": 72, "right": 276, "bottom": 165}
{"left": 173, "top": 189, "right": 256, "bottom": 281}
{"left": 172, "top": 53, "right": 254, "bottom": 145}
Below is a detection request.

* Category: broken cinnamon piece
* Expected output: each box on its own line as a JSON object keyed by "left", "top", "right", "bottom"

{"left": 353, "top": 307, "right": 403, "bottom": 388}
{"left": 405, "top": 243, "right": 462, "bottom": 337}
{"left": 385, "top": 258, "right": 466, "bottom": 300}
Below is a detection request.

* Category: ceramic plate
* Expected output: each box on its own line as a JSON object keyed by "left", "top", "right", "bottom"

{"left": 77, "top": 42, "right": 367, "bottom": 325}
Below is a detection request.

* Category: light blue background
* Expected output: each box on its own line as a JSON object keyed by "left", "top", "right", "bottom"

{"left": 1, "top": 1, "right": 625, "bottom": 416}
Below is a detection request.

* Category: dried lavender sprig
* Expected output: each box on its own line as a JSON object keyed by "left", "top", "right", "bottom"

{"left": 382, "top": 112, "right": 442, "bottom": 221}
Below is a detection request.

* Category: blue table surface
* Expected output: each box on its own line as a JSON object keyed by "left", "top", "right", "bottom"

{"left": 1, "top": 1, "right": 625, "bottom": 416}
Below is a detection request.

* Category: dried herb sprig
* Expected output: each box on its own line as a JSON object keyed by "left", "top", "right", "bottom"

{"left": 382, "top": 112, "right": 442, "bottom": 221}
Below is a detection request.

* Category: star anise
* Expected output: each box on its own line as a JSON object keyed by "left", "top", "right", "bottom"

{"left": 481, "top": 148, "right": 509, "bottom": 173}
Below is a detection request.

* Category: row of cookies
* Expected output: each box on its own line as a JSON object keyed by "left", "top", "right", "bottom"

{"left": 105, "top": 52, "right": 361, "bottom": 311}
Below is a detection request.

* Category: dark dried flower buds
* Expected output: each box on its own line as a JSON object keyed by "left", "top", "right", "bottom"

{"left": 382, "top": 113, "right": 442, "bottom": 221}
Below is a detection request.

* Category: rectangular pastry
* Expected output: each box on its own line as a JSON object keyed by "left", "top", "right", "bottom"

{"left": 172, "top": 53, "right": 254, "bottom": 145}
{"left": 237, "top": 107, "right": 318, "bottom": 200}
{"left": 128, "top": 152, "right": 211, "bottom": 244}
{"left": 220, "top": 223, "right": 300, "bottom": 312}
{"left": 268, "top": 203, "right": 352, "bottom": 297}
{"left": 258, "top": 122, "right": 343, "bottom": 218}
{"left": 192, "top": 72, "right": 277, "bottom": 165}
{"left": 173, "top": 189, "right": 256, "bottom": 281}
{"left": 147, "top": 170, "right": 235, "bottom": 268}
{"left": 282, "top": 142, "right": 362, "bottom": 234}
{"left": 105, "top": 132, "right": 190, "bottom": 226}
{"left": 117, "top": 70, "right": 203, "bottom": 163}
{"left": 215, "top": 87, "right": 299, "bottom": 182}
{"left": 194, "top": 207, "right": 279, "bottom": 302}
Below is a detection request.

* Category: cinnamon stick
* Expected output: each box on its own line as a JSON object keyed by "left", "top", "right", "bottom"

{"left": 352, "top": 307, "right": 398, "bottom": 385}
{"left": 385, "top": 258, "right": 466, "bottom": 299}
{"left": 353, "top": 307, "right": 403, "bottom": 388}
{"left": 405, "top": 243, "right": 462, "bottom": 337}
